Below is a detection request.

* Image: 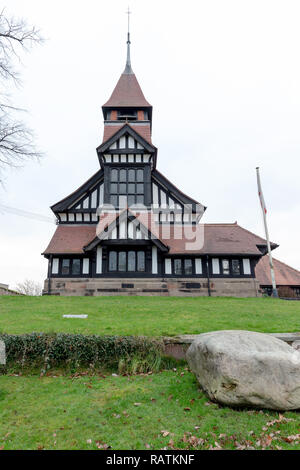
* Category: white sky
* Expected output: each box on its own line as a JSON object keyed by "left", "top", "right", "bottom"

{"left": 0, "top": 0, "right": 299, "bottom": 289}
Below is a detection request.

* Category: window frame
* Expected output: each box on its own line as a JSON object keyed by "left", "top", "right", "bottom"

{"left": 164, "top": 258, "right": 196, "bottom": 276}
{"left": 231, "top": 259, "right": 241, "bottom": 276}
{"left": 50, "top": 258, "right": 91, "bottom": 277}
{"left": 107, "top": 249, "right": 147, "bottom": 273}
{"left": 108, "top": 167, "right": 145, "bottom": 207}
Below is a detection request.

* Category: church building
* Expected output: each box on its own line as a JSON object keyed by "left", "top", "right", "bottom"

{"left": 42, "top": 31, "right": 300, "bottom": 297}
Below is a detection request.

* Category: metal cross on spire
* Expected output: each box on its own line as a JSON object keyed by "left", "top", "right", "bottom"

{"left": 127, "top": 6, "right": 131, "bottom": 36}
{"left": 124, "top": 6, "right": 133, "bottom": 74}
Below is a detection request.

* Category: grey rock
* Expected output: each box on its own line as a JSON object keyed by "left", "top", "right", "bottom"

{"left": 292, "top": 340, "right": 300, "bottom": 351}
{"left": 186, "top": 330, "right": 300, "bottom": 410}
{"left": 0, "top": 340, "right": 5, "bottom": 365}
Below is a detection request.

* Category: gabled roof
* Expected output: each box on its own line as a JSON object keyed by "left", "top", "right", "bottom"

{"left": 102, "top": 73, "right": 152, "bottom": 108}
{"left": 102, "top": 123, "right": 152, "bottom": 145}
{"left": 51, "top": 170, "right": 104, "bottom": 213}
{"left": 255, "top": 255, "right": 300, "bottom": 286}
{"left": 42, "top": 220, "right": 276, "bottom": 257}
{"left": 84, "top": 208, "right": 168, "bottom": 253}
{"left": 98, "top": 123, "right": 155, "bottom": 152}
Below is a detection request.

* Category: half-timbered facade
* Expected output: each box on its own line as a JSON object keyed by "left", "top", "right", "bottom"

{"left": 42, "top": 32, "right": 298, "bottom": 297}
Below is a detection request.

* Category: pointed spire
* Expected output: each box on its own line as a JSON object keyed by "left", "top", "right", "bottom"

{"left": 124, "top": 7, "right": 133, "bottom": 75}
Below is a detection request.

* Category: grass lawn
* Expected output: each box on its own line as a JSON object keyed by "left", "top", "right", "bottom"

{"left": 0, "top": 296, "right": 300, "bottom": 336}
{"left": 0, "top": 368, "right": 299, "bottom": 450}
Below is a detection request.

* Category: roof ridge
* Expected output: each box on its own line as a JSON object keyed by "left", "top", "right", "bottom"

{"left": 204, "top": 222, "right": 238, "bottom": 226}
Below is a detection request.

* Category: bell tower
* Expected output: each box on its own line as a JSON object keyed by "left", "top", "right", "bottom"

{"left": 101, "top": 10, "right": 153, "bottom": 147}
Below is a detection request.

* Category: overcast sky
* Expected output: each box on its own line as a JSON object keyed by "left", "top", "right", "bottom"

{"left": 1, "top": 0, "right": 299, "bottom": 289}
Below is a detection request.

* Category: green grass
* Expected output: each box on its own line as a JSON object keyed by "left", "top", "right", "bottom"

{"left": 0, "top": 368, "right": 299, "bottom": 450}
{"left": 0, "top": 296, "right": 300, "bottom": 336}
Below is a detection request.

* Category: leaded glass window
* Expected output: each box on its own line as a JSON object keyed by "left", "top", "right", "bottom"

{"left": 184, "top": 259, "right": 193, "bottom": 275}
{"left": 174, "top": 259, "right": 182, "bottom": 275}
{"left": 109, "top": 251, "right": 117, "bottom": 271}
{"left": 62, "top": 259, "right": 70, "bottom": 275}
{"left": 137, "top": 251, "right": 145, "bottom": 272}
{"left": 128, "top": 251, "right": 136, "bottom": 272}
{"left": 72, "top": 259, "right": 81, "bottom": 275}
{"left": 118, "top": 252, "right": 126, "bottom": 272}
{"left": 109, "top": 168, "right": 145, "bottom": 207}
{"left": 222, "top": 259, "right": 230, "bottom": 275}
{"left": 108, "top": 250, "right": 146, "bottom": 273}
{"left": 232, "top": 259, "right": 241, "bottom": 275}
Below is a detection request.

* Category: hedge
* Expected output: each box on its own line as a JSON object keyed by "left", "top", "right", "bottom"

{"left": 0, "top": 333, "right": 164, "bottom": 373}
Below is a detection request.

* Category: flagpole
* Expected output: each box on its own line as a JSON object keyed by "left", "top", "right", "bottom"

{"left": 256, "top": 167, "right": 278, "bottom": 298}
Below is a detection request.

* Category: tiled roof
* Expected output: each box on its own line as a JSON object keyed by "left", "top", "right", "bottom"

{"left": 42, "top": 225, "right": 96, "bottom": 254}
{"left": 255, "top": 255, "right": 300, "bottom": 286}
{"left": 102, "top": 123, "right": 152, "bottom": 144}
{"left": 43, "top": 220, "right": 271, "bottom": 257}
{"left": 102, "top": 73, "right": 151, "bottom": 108}
{"left": 155, "top": 223, "right": 270, "bottom": 255}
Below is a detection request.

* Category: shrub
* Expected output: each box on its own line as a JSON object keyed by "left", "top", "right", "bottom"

{"left": 277, "top": 286, "right": 296, "bottom": 298}
{"left": 0, "top": 333, "right": 164, "bottom": 374}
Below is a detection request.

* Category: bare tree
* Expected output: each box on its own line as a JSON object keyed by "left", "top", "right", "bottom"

{"left": 16, "top": 279, "right": 42, "bottom": 296}
{"left": 0, "top": 8, "right": 43, "bottom": 182}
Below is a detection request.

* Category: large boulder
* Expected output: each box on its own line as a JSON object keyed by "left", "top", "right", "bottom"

{"left": 186, "top": 330, "right": 300, "bottom": 410}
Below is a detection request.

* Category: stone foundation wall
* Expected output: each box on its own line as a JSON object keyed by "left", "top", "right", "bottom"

{"left": 43, "top": 277, "right": 260, "bottom": 297}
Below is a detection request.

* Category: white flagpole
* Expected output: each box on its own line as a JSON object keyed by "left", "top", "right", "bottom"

{"left": 256, "top": 167, "right": 278, "bottom": 298}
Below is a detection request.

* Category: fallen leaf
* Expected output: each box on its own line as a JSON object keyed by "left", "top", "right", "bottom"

{"left": 161, "top": 430, "right": 170, "bottom": 437}
{"left": 134, "top": 403, "right": 141, "bottom": 407}
{"left": 168, "top": 439, "right": 175, "bottom": 448}
{"left": 184, "top": 407, "right": 191, "bottom": 412}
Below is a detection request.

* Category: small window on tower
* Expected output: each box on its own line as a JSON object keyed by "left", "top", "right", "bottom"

{"left": 111, "top": 169, "right": 118, "bottom": 182}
